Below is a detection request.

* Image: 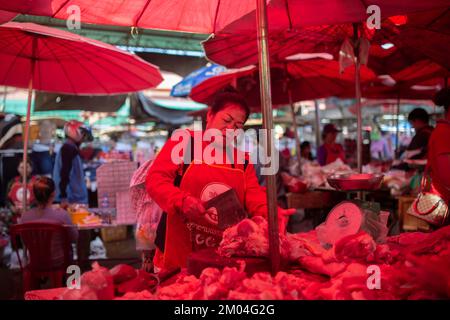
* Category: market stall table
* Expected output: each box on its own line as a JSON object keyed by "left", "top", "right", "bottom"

{"left": 75, "top": 222, "right": 136, "bottom": 270}
{"left": 286, "top": 190, "right": 346, "bottom": 227}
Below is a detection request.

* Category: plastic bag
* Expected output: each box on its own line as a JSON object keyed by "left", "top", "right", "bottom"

{"left": 89, "top": 236, "right": 107, "bottom": 260}
{"left": 130, "top": 159, "right": 163, "bottom": 251}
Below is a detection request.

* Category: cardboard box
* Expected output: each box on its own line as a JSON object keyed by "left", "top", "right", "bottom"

{"left": 100, "top": 225, "right": 128, "bottom": 242}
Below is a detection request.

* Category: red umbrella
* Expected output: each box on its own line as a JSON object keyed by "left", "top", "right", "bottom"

{"left": 203, "top": 3, "right": 450, "bottom": 174}
{"left": 191, "top": 59, "right": 376, "bottom": 107}
{"left": 2, "top": 0, "right": 448, "bottom": 33}
{"left": 0, "top": 0, "right": 258, "bottom": 34}
{"left": 0, "top": 22, "right": 163, "bottom": 209}
{"left": 191, "top": 58, "right": 376, "bottom": 169}
{"left": 0, "top": 22, "right": 162, "bottom": 94}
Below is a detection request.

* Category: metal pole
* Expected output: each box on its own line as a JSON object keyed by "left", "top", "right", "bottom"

{"left": 256, "top": 0, "right": 280, "bottom": 275}
{"left": 314, "top": 100, "right": 321, "bottom": 149}
{"left": 288, "top": 88, "right": 302, "bottom": 175}
{"left": 353, "top": 24, "right": 363, "bottom": 173}
{"left": 1, "top": 86, "right": 6, "bottom": 112}
{"left": 22, "top": 38, "right": 37, "bottom": 211}
{"left": 395, "top": 93, "right": 401, "bottom": 159}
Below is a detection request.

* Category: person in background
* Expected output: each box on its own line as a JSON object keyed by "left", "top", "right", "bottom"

{"left": 7, "top": 160, "right": 36, "bottom": 222}
{"left": 428, "top": 88, "right": 450, "bottom": 209}
{"left": 300, "top": 141, "right": 314, "bottom": 161}
{"left": 317, "top": 124, "right": 346, "bottom": 166}
{"left": 53, "top": 120, "right": 93, "bottom": 207}
{"left": 20, "top": 177, "right": 78, "bottom": 242}
{"left": 405, "top": 108, "right": 434, "bottom": 160}
{"left": 30, "top": 120, "right": 55, "bottom": 177}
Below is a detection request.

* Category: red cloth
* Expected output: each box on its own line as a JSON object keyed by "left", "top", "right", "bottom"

{"left": 428, "top": 120, "right": 450, "bottom": 204}
{"left": 146, "top": 130, "right": 268, "bottom": 269}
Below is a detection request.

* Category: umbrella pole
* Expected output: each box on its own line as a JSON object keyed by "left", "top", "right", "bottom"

{"left": 353, "top": 24, "right": 363, "bottom": 173}
{"left": 314, "top": 100, "right": 321, "bottom": 149}
{"left": 288, "top": 88, "right": 302, "bottom": 175}
{"left": 22, "top": 77, "right": 33, "bottom": 211}
{"left": 395, "top": 93, "right": 401, "bottom": 159}
{"left": 22, "top": 39, "right": 37, "bottom": 211}
{"left": 256, "top": 0, "right": 280, "bottom": 275}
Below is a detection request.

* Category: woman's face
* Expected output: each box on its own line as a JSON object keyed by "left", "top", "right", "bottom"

{"left": 18, "top": 162, "right": 32, "bottom": 178}
{"left": 325, "top": 132, "right": 338, "bottom": 143}
{"left": 206, "top": 103, "right": 247, "bottom": 141}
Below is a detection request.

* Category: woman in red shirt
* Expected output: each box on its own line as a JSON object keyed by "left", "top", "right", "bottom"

{"left": 428, "top": 88, "right": 450, "bottom": 205}
{"left": 146, "top": 92, "right": 294, "bottom": 269}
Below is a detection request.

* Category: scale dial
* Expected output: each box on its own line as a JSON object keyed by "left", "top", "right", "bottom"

{"left": 317, "top": 201, "right": 364, "bottom": 246}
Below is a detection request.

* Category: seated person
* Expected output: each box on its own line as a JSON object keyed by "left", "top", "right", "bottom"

{"left": 317, "top": 124, "right": 346, "bottom": 166}
{"left": 20, "top": 176, "right": 78, "bottom": 243}
{"left": 300, "top": 141, "right": 314, "bottom": 161}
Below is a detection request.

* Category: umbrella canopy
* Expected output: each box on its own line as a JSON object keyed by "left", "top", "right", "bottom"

{"left": 190, "top": 59, "right": 376, "bottom": 108}
{"left": 354, "top": 60, "right": 450, "bottom": 99}
{"left": 0, "top": 0, "right": 258, "bottom": 34}
{"left": 171, "top": 63, "right": 226, "bottom": 97}
{"left": 0, "top": 10, "right": 16, "bottom": 24}
{"left": 0, "top": 22, "right": 163, "bottom": 94}
{"left": 0, "top": 22, "right": 163, "bottom": 210}
{"left": 203, "top": 4, "right": 450, "bottom": 70}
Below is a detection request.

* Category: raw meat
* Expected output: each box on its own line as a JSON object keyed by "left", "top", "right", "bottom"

{"left": 110, "top": 264, "right": 138, "bottom": 284}
{"left": 218, "top": 216, "right": 290, "bottom": 259}
{"left": 286, "top": 231, "right": 327, "bottom": 260}
{"left": 58, "top": 286, "right": 98, "bottom": 300}
{"left": 334, "top": 232, "right": 377, "bottom": 263}
{"left": 116, "top": 270, "right": 159, "bottom": 295}
{"left": 115, "top": 290, "right": 155, "bottom": 300}
{"left": 80, "top": 262, "right": 115, "bottom": 300}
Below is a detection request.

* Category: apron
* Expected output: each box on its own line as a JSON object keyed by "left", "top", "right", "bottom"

{"left": 158, "top": 160, "right": 246, "bottom": 269}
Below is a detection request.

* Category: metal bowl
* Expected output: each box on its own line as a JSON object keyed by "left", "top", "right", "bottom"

{"left": 327, "top": 173, "right": 384, "bottom": 191}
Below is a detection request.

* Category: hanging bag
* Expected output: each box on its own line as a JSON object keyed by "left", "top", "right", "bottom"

{"left": 407, "top": 166, "right": 449, "bottom": 226}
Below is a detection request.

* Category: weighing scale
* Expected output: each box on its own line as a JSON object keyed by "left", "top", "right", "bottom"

{"left": 317, "top": 173, "right": 389, "bottom": 248}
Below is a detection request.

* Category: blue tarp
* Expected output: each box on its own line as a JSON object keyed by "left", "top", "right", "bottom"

{"left": 170, "top": 63, "right": 226, "bottom": 97}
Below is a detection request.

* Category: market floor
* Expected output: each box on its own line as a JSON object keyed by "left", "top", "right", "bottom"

{"left": 0, "top": 237, "right": 140, "bottom": 300}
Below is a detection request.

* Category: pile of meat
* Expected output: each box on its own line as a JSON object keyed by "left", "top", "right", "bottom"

{"left": 301, "top": 159, "right": 353, "bottom": 189}
{"left": 218, "top": 216, "right": 291, "bottom": 259}
{"left": 120, "top": 223, "right": 450, "bottom": 300}
{"left": 58, "top": 262, "right": 158, "bottom": 300}
{"left": 58, "top": 219, "right": 450, "bottom": 300}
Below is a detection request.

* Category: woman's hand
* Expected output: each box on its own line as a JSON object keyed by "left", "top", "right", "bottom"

{"left": 181, "top": 196, "right": 206, "bottom": 221}
{"left": 278, "top": 208, "right": 296, "bottom": 235}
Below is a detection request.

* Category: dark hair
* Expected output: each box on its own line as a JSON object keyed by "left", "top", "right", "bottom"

{"left": 211, "top": 91, "right": 250, "bottom": 121}
{"left": 300, "top": 141, "right": 311, "bottom": 150}
{"left": 433, "top": 88, "right": 450, "bottom": 113}
{"left": 33, "top": 176, "right": 55, "bottom": 207}
{"left": 408, "top": 108, "right": 429, "bottom": 123}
